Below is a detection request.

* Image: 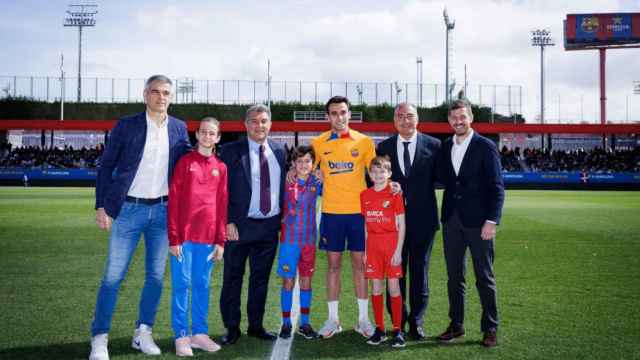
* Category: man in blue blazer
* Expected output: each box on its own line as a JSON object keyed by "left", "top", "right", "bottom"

{"left": 90, "top": 75, "right": 191, "bottom": 360}
{"left": 376, "top": 103, "right": 440, "bottom": 341}
{"left": 436, "top": 99, "right": 505, "bottom": 348}
{"left": 219, "top": 104, "right": 287, "bottom": 344}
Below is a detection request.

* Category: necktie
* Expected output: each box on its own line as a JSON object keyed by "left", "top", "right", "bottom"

{"left": 259, "top": 144, "right": 271, "bottom": 215}
{"left": 403, "top": 141, "right": 412, "bottom": 178}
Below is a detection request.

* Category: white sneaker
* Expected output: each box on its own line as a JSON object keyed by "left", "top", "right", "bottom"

{"left": 89, "top": 333, "right": 109, "bottom": 360}
{"left": 318, "top": 319, "right": 343, "bottom": 339}
{"left": 190, "top": 334, "right": 221, "bottom": 352}
{"left": 132, "top": 324, "right": 161, "bottom": 355}
{"left": 354, "top": 319, "right": 375, "bottom": 338}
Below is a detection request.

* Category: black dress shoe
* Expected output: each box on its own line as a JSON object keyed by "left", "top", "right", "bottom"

{"left": 408, "top": 325, "right": 426, "bottom": 341}
{"left": 247, "top": 327, "right": 277, "bottom": 341}
{"left": 221, "top": 327, "right": 241, "bottom": 345}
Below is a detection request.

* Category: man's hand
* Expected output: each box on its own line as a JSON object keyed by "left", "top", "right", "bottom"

{"left": 169, "top": 245, "right": 182, "bottom": 259}
{"left": 391, "top": 251, "right": 402, "bottom": 266}
{"left": 96, "top": 208, "right": 112, "bottom": 231}
{"left": 481, "top": 221, "right": 497, "bottom": 241}
{"left": 390, "top": 181, "right": 402, "bottom": 195}
{"left": 362, "top": 253, "right": 367, "bottom": 266}
{"left": 314, "top": 168, "right": 323, "bottom": 181}
{"left": 213, "top": 245, "right": 224, "bottom": 261}
{"left": 286, "top": 169, "right": 297, "bottom": 184}
{"left": 226, "top": 223, "right": 239, "bottom": 241}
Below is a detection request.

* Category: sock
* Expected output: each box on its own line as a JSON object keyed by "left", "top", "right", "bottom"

{"left": 281, "top": 288, "right": 293, "bottom": 326}
{"left": 300, "top": 289, "right": 312, "bottom": 325}
{"left": 328, "top": 300, "right": 339, "bottom": 322}
{"left": 391, "top": 295, "right": 403, "bottom": 331}
{"left": 357, "top": 298, "right": 370, "bottom": 322}
{"left": 371, "top": 294, "right": 384, "bottom": 331}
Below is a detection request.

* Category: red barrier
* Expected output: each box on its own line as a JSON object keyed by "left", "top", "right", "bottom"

{"left": 0, "top": 119, "right": 639, "bottom": 134}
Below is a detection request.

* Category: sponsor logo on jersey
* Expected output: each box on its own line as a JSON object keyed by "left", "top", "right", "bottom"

{"left": 328, "top": 160, "right": 354, "bottom": 175}
{"left": 366, "top": 210, "right": 383, "bottom": 217}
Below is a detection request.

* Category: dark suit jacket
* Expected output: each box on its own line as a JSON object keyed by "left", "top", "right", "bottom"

{"left": 438, "top": 131, "right": 505, "bottom": 228}
{"left": 219, "top": 137, "right": 287, "bottom": 240}
{"left": 377, "top": 132, "right": 441, "bottom": 234}
{"left": 95, "top": 112, "right": 191, "bottom": 218}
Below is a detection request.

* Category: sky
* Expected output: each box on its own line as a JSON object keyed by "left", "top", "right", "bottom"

{"left": 1, "top": 0, "right": 639, "bottom": 123}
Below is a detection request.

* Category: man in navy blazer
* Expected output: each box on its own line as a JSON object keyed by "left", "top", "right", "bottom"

{"left": 219, "top": 104, "right": 286, "bottom": 344}
{"left": 376, "top": 103, "right": 440, "bottom": 341}
{"left": 436, "top": 99, "right": 505, "bottom": 348}
{"left": 89, "top": 75, "right": 191, "bottom": 360}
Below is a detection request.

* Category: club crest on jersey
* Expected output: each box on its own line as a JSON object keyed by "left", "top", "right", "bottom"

{"left": 282, "top": 264, "right": 290, "bottom": 272}
{"left": 310, "top": 186, "right": 317, "bottom": 192}
{"left": 211, "top": 169, "right": 219, "bottom": 177}
{"left": 382, "top": 200, "right": 390, "bottom": 208}
{"left": 351, "top": 148, "right": 359, "bottom": 157}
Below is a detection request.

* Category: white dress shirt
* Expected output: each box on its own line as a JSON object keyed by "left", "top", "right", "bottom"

{"left": 247, "top": 138, "right": 281, "bottom": 218}
{"left": 128, "top": 112, "right": 170, "bottom": 198}
{"left": 451, "top": 129, "right": 474, "bottom": 176}
{"left": 396, "top": 132, "right": 417, "bottom": 177}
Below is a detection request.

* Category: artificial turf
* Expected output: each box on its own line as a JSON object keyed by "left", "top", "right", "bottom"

{"left": 0, "top": 187, "right": 638, "bottom": 359}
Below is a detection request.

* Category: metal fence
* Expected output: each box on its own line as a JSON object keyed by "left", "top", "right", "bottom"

{"left": 0, "top": 75, "right": 523, "bottom": 118}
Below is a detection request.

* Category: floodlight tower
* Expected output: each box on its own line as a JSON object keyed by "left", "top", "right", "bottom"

{"left": 416, "top": 57, "right": 423, "bottom": 107}
{"left": 64, "top": 4, "right": 98, "bottom": 102}
{"left": 443, "top": 8, "right": 456, "bottom": 104}
{"left": 531, "top": 29, "right": 555, "bottom": 124}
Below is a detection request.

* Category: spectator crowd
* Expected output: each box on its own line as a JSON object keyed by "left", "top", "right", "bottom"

{"left": 1, "top": 142, "right": 638, "bottom": 173}
{"left": 0, "top": 143, "right": 102, "bottom": 169}
{"left": 500, "top": 146, "right": 640, "bottom": 173}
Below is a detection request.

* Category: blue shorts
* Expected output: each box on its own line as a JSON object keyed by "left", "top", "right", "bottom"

{"left": 277, "top": 242, "right": 316, "bottom": 278}
{"left": 319, "top": 213, "right": 365, "bottom": 252}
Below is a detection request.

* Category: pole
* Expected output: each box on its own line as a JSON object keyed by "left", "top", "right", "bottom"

{"left": 445, "top": 25, "right": 449, "bottom": 104}
{"left": 77, "top": 26, "right": 82, "bottom": 102}
{"left": 599, "top": 48, "right": 606, "bottom": 124}
{"left": 60, "top": 54, "right": 65, "bottom": 121}
{"left": 540, "top": 45, "right": 544, "bottom": 124}
{"left": 267, "top": 59, "right": 271, "bottom": 108}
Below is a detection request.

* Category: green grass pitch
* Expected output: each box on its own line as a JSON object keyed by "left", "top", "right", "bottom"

{"left": 0, "top": 187, "right": 639, "bottom": 359}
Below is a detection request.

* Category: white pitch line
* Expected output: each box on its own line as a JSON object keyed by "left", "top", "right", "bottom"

{"left": 269, "top": 277, "right": 300, "bottom": 360}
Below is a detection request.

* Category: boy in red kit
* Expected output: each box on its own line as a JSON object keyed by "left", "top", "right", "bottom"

{"left": 360, "top": 156, "right": 406, "bottom": 348}
{"left": 168, "top": 117, "right": 228, "bottom": 356}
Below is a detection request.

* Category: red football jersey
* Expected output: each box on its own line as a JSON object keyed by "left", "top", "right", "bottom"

{"left": 360, "top": 184, "right": 405, "bottom": 235}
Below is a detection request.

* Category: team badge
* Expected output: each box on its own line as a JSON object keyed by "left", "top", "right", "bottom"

{"left": 382, "top": 200, "right": 390, "bottom": 208}
{"left": 211, "top": 169, "right": 219, "bottom": 177}
{"left": 581, "top": 16, "right": 599, "bottom": 33}
{"left": 351, "top": 148, "right": 359, "bottom": 157}
{"left": 282, "top": 264, "right": 290, "bottom": 272}
{"left": 310, "top": 186, "right": 317, "bottom": 192}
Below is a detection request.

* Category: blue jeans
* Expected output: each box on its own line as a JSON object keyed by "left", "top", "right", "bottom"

{"left": 170, "top": 242, "right": 216, "bottom": 338}
{"left": 91, "top": 201, "right": 169, "bottom": 336}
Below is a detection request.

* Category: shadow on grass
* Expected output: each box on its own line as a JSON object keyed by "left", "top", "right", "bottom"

{"left": 290, "top": 331, "right": 485, "bottom": 359}
{"left": 0, "top": 334, "right": 276, "bottom": 360}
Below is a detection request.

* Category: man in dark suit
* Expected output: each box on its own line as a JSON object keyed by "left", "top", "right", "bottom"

{"left": 376, "top": 103, "right": 441, "bottom": 341}
{"left": 219, "top": 104, "right": 287, "bottom": 344}
{"left": 90, "top": 75, "right": 191, "bottom": 360}
{"left": 436, "top": 99, "right": 505, "bottom": 348}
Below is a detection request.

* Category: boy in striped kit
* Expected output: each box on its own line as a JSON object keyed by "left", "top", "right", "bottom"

{"left": 277, "top": 145, "right": 322, "bottom": 340}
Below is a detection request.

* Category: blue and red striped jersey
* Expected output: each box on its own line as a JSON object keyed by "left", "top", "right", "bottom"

{"left": 281, "top": 175, "right": 322, "bottom": 246}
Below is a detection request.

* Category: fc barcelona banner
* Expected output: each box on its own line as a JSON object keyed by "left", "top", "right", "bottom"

{"left": 564, "top": 13, "right": 640, "bottom": 50}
